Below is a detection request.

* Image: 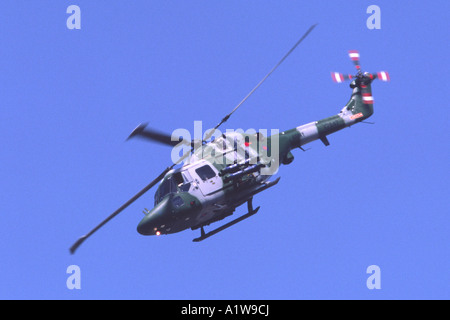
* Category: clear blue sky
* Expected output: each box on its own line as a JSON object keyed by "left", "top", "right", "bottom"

{"left": 1, "top": 1, "right": 448, "bottom": 299}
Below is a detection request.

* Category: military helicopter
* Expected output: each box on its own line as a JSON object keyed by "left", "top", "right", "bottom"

{"left": 70, "top": 25, "right": 389, "bottom": 254}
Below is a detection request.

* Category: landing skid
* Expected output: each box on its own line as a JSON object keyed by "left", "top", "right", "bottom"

{"left": 192, "top": 199, "right": 260, "bottom": 242}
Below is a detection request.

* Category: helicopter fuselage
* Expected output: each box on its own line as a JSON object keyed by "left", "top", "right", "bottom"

{"left": 136, "top": 81, "right": 375, "bottom": 238}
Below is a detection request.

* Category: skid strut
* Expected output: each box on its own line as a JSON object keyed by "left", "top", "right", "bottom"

{"left": 193, "top": 199, "right": 260, "bottom": 242}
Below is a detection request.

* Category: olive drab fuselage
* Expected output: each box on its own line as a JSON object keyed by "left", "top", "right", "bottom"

{"left": 136, "top": 79, "right": 375, "bottom": 237}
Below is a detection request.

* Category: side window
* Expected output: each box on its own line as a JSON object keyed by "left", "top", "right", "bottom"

{"left": 179, "top": 171, "right": 193, "bottom": 192}
{"left": 172, "top": 171, "right": 192, "bottom": 192}
{"left": 179, "top": 183, "right": 191, "bottom": 192}
{"left": 195, "top": 165, "right": 216, "bottom": 181}
{"left": 173, "top": 172, "right": 184, "bottom": 188}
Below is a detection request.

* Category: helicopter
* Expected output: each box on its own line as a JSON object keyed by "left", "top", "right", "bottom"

{"left": 70, "top": 24, "right": 389, "bottom": 254}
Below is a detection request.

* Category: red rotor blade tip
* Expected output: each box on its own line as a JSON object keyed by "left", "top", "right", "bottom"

{"left": 348, "top": 50, "right": 360, "bottom": 61}
{"left": 362, "top": 92, "right": 374, "bottom": 104}
{"left": 331, "top": 72, "right": 345, "bottom": 83}
{"left": 377, "top": 71, "right": 390, "bottom": 81}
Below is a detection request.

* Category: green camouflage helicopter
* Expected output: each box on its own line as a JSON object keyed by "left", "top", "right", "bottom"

{"left": 70, "top": 25, "right": 389, "bottom": 254}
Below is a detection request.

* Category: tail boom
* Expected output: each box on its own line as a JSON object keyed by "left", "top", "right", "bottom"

{"left": 271, "top": 82, "right": 375, "bottom": 164}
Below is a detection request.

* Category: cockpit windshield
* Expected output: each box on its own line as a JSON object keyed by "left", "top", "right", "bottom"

{"left": 154, "top": 171, "right": 191, "bottom": 204}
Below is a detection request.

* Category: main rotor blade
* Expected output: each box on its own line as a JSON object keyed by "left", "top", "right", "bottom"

{"left": 203, "top": 24, "right": 317, "bottom": 143}
{"left": 127, "top": 123, "right": 193, "bottom": 147}
{"left": 69, "top": 135, "right": 195, "bottom": 255}
{"left": 69, "top": 167, "right": 171, "bottom": 254}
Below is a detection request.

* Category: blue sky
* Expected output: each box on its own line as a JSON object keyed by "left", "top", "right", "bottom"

{"left": 1, "top": 1, "right": 449, "bottom": 299}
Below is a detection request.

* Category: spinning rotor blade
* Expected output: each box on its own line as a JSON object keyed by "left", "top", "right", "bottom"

{"left": 348, "top": 50, "right": 361, "bottom": 71}
{"left": 360, "top": 85, "right": 374, "bottom": 104}
{"left": 376, "top": 71, "right": 390, "bottom": 82}
{"left": 364, "top": 72, "right": 390, "bottom": 82}
{"left": 332, "top": 51, "right": 390, "bottom": 105}
{"left": 331, "top": 72, "right": 353, "bottom": 83}
{"left": 70, "top": 139, "right": 193, "bottom": 254}
{"left": 70, "top": 166, "right": 172, "bottom": 254}
{"left": 127, "top": 123, "right": 193, "bottom": 147}
{"left": 203, "top": 24, "right": 317, "bottom": 143}
{"left": 360, "top": 72, "right": 390, "bottom": 104}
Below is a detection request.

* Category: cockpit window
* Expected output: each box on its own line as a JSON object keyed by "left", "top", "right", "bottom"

{"left": 156, "top": 177, "right": 176, "bottom": 204}
{"left": 195, "top": 165, "right": 216, "bottom": 181}
{"left": 155, "top": 171, "right": 192, "bottom": 204}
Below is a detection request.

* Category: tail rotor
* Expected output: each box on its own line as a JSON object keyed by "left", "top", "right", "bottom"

{"left": 331, "top": 50, "right": 389, "bottom": 104}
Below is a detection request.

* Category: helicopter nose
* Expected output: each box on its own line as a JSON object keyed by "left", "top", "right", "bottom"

{"left": 137, "top": 200, "right": 169, "bottom": 235}
{"left": 137, "top": 208, "right": 165, "bottom": 235}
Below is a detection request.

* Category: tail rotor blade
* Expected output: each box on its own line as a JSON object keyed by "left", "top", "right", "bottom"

{"left": 348, "top": 50, "right": 361, "bottom": 71}
{"left": 360, "top": 84, "right": 374, "bottom": 105}
{"left": 361, "top": 92, "right": 374, "bottom": 104}
{"left": 331, "top": 72, "right": 353, "bottom": 83}
{"left": 376, "top": 71, "right": 390, "bottom": 81}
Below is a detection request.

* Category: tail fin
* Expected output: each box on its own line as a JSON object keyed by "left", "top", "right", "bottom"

{"left": 342, "top": 79, "right": 374, "bottom": 123}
